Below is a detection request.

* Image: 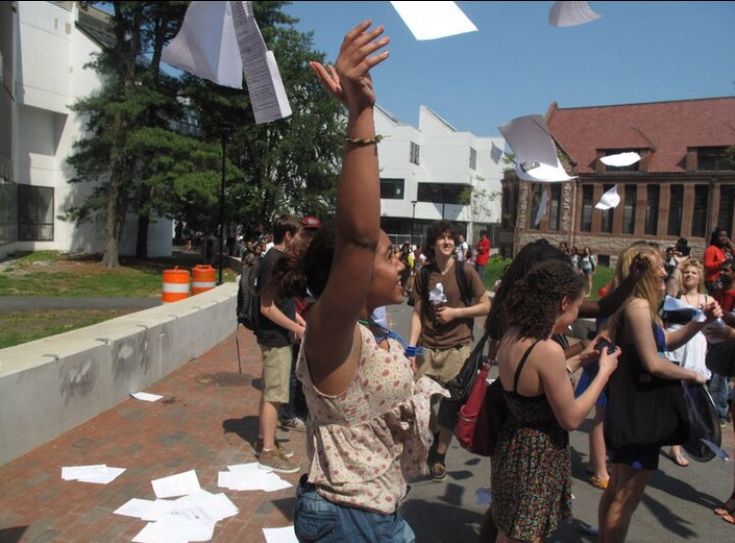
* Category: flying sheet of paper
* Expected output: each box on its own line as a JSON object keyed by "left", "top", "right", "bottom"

{"left": 595, "top": 185, "right": 620, "bottom": 210}
{"left": 132, "top": 517, "right": 215, "bottom": 543}
{"left": 231, "top": 1, "right": 292, "bottom": 123}
{"left": 263, "top": 526, "right": 299, "bottom": 543}
{"left": 549, "top": 1, "right": 602, "bottom": 28}
{"left": 534, "top": 189, "right": 550, "bottom": 226}
{"left": 491, "top": 142, "right": 503, "bottom": 164}
{"left": 61, "top": 465, "right": 126, "bottom": 484}
{"left": 600, "top": 152, "right": 641, "bottom": 167}
{"left": 131, "top": 392, "right": 164, "bottom": 402}
{"left": 151, "top": 470, "right": 201, "bottom": 499}
{"left": 515, "top": 159, "right": 576, "bottom": 182}
{"left": 162, "top": 1, "right": 243, "bottom": 89}
{"left": 390, "top": 1, "right": 478, "bottom": 40}
{"left": 499, "top": 115, "right": 559, "bottom": 168}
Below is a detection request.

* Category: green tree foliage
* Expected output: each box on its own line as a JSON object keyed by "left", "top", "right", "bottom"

{"left": 183, "top": 1, "right": 344, "bottom": 236}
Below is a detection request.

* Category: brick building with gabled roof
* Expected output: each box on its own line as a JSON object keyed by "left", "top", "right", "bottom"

{"left": 499, "top": 96, "right": 735, "bottom": 265}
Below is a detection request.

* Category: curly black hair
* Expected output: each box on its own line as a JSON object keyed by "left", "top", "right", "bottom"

{"left": 506, "top": 260, "right": 585, "bottom": 340}
{"left": 486, "top": 239, "right": 569, "bottom": 340}
{"left": 422, "top": 220, "right": 459, "bottom": 262}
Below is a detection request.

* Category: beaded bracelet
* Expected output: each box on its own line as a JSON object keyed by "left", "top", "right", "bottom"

{"left": 344, "top": 134, "right": 385, "bottom": 145}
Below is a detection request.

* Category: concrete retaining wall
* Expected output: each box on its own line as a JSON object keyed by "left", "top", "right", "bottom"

{"left": 0, "top": 284, "right": 238, "bottom": 465}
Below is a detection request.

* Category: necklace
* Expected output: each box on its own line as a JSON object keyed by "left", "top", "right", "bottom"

{"left": 357, "top": 319, "right": 423, "bottom": 356}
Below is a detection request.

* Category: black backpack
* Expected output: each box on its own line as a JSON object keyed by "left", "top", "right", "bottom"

{"left": 236, "top": 261, "right": 259, "bottom": 330}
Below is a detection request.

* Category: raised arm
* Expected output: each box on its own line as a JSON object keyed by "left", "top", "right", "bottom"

{"left": 304, "top": 21, "right": 390, "bottom": 393}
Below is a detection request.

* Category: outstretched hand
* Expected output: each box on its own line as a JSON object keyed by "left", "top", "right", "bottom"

{"left": 309, "top": 20, "right": 390, "bottom": 113}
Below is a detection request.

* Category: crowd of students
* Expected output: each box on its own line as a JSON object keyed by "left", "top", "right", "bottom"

{"left": 239, "top": 20, "right": 735, "bottom": 543}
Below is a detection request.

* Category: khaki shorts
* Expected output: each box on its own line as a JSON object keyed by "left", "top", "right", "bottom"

{"left": 415, "top": 344, "right": 470, "bottom": 386}
{"left": 259, "top": 345, "right": 292, "bottom": 404}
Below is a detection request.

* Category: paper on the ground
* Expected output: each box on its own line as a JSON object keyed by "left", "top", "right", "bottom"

{"left": 429, "top": 283, "right": 446, "bottom": 304}
{"left": 600, "top": 152, "right": 641, "bottom": 167}
{"left": 231, "top": 1, "right": 292, "bottom": 123}
{"left": 499, "top": 115, "right": 559, "bottom": 169}
{"left": 595, "top": 185, "right": 620, "bottom": 210}
{"left": 227, "top": 461, "right": 271, "bottom": 473}
{"left": 152, "top": 470, "right": 201, "bottom": 499}
{"left": 114, "top": 498, "right": 177, "bottom": 521}
{"left": 218, "top": 469, "right": 292, "bottom": 492}
{"left": 534, "top": 188, "right": 550, "bottom": 226}
{"left": 61, "top": 464, "right": 126, "bottom": 484}
{"left": 390, "top": 1, "right": 477, "bottom": 40}
{"left": 491, "top": 142, "right": 503, "bottom": 164}
{"left": 168, "top": 491, "right": 239, "bottom": 523}
{"left": 515, "top": 158, "right": 576, "bottom": 183}
{"left": 549, "top": 1, "right": 602, "bottom": 28}
{"left": 263, "top": 526, "right": 299, "bottom": 543}
{"left": 131, "top": 392, "right": 164, "bottom": 402}
{"left": 162, "top": 1, "right": 243, "bottom": 89}
{"left": 132, "top": 517, "right": 215, "bottom": 543}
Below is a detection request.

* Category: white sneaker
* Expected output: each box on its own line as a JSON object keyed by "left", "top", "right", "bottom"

{"left": 280, "top": 417, "right": 307, "bottom": 432}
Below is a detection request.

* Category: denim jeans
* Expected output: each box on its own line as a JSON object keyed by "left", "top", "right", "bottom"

{"left": 708, "top": 372, "right": 730, "bottom": 421}
{"left": 294, "top": 476, "right": 415, "bottom": 542}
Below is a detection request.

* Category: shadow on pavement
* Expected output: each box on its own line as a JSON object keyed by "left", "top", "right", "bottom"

{"left": 402, "top": 499, "right": 482, "bottom": 542}
{"left": 222, "top": 416, "right": 260, "bottom": 449}
{"left": 0, "top": 526, "right": 27, "bottom": 543}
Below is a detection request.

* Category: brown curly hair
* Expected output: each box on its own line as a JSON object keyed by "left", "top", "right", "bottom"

{"left": 506, "top": 260, "right": 585, "bottom": 340}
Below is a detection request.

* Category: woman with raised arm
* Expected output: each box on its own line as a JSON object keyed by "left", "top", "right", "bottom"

{"left": 598, "top": 245, "right": 722, "bottom": 542}
{"left": 288, "top": 22, "right": 445, "bottom": 542}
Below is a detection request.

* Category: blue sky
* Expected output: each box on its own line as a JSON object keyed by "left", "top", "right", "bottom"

{"left": 284, "top": 1, "right": 735, "bottom": 137}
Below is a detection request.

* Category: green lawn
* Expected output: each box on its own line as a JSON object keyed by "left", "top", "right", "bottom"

{"left": 0, "top": 251, "right": 236, "bottom": 297}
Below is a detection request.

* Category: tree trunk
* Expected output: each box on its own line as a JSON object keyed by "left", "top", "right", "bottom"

{"left": 136, "top": 212, "right": 150, "bottom": 259}
{"left": 102, "top": 177, "right": 122, "bottom": 268}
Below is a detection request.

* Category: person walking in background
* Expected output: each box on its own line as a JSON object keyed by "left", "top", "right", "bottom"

{"left": 409, "top": 220, "right": 490, "bottom": 481}
{"left": 255, "top": 215, "right": 305, "bottom": 473}
{"left": 455, "top": 234, "right": 469, "bottom": 262}
{"left": 580, "top": 246, "right": 596, "bottom": 296}
{"left": 704, "top": 228, "right": 735, "bottom": 295}
{"left": 475, "top": 229, "right": 491, "bottom": 280}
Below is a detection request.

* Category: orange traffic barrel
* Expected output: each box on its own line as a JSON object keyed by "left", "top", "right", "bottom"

{"left": 161, "top": 267, "right": 190, "bottom": 303}
{"left": 192, "top": 264, "right": 216, "bottom": 295}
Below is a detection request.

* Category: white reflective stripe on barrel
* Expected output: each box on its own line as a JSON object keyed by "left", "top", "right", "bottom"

{"left": 192, "top": 281, "right": 216, "bottom": 288}
{"left": 162, "top": 283, "right": 190, "bottom": 293}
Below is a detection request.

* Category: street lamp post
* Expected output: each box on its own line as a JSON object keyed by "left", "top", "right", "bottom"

{"left": 410, "top": 200, "right": 417, "bottom": 246}
{"left": 218, "top": 124, "right": 234, "bottom": 285}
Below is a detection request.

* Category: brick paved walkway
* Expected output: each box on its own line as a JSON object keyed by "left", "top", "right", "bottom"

{"left": 0, "top": 326, "right": 304, "bottom": 543}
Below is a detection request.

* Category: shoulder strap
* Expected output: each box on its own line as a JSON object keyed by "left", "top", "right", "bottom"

{"left": 421, "top": 265, "right": 430, "bottom": 309}
{"left": 513, "top": 339, "right": 542, "bottom": 393}
{"left": 454, "top": 260, "right": 472, "bottom": 307}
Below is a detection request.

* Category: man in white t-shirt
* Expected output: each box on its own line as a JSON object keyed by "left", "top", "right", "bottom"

{"left": 455, "top": 234, "right": 469, "bottom": 262}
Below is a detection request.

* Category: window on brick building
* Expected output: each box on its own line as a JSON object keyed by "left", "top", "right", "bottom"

{"left": 719, "top": 185, "right": 735, "bottom": 238}
{"left": 600, "top": 184, "right": 614, "bottom": 233}
{"left": 667, "top": 185, "right": 684, "bottom": 236}
{"left": 622, "top": 184, "right": 637, "bottom": 234}
{"left": 644, "top": 184, "right": 659, "bottom": 236}
{"left": 697, "top": 147, "right": 735, "bottom": 171}
{"left": 548, "top": 184, "right": 561, "bottom": 231}
{"left": 528, "top": 184, "right": 542, "bottom": 230}
{"left": 691, "top": 185, "right": 709, "bottom": 238}
{"left": 580, "top": 185, "right": 593, "bottom": 232}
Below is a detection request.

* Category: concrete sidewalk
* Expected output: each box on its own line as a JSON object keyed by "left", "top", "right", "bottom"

{"left": 1, "top": 310, "right": 734, "bottom": 542}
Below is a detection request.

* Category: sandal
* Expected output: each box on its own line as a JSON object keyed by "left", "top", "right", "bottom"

{"left": 714, "top": 492, "right": 735, "bottom": 520}
{"left": 664, "top": 449, "right": 689, "bottom": 468}
{"left": 589, "top": 475, "right": 609, "bottom": 490}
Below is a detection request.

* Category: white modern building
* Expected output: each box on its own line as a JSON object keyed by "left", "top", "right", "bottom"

{"left": 375, "top": 105, "right": 504, "bottom": 248}
{"left": 0, "top": 1, "right": 172, "bottom": 260}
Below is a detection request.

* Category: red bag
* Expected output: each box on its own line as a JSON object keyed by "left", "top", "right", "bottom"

{"left": 455, "top": 363, "right": 493, "bottom": 455}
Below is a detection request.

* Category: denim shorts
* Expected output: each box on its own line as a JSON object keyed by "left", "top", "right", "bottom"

{"left": 294, "top": 475, "right": 415, "bottom": 542}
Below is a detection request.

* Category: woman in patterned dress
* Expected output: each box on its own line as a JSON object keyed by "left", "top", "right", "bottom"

{"left": 492, "top": 261, "right": 620, "bottom": 542}
{"left": 276, "top": 21, "right": 445, "bottom": 542}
